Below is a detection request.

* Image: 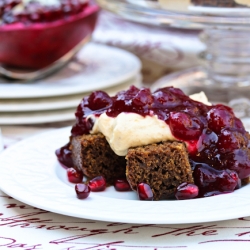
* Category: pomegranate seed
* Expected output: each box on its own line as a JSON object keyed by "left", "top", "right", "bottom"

{"left": 137, "top": 183, "right": 154, "bottom": 201}
{"left": 175, "top": 182, "right": 199, "bottom": 200}
{"left": 88, "top": 176, "right": 106, "bottom": 192}
{"left": 114, "top": 179, "right": 132, "bottom": 191}
{"left": 75, "top": 183, "right": 90, "bottom": 199}
{"left": 66, "top": 167, "right": 83, "bottom": 183}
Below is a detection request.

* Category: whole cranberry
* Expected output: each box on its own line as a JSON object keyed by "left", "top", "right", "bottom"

{"left": 87, "top": 91, "right": 112, "bottom": 111}
{"left": 207, "top": 105, "right": 235, "bottom": 133}
{"left": 117, "top": 85, "right": 140, "bottom": 101}
{"left": 131, "top": 88, "right": 153, "bottom": 108}
{"left": 169, "top": 111, "right": 203, "bottom": 140}
{"left": 217, "top": 129, "right": 246, "bottom": 153}
{"left": 152, "top": 89, "right": 181, "bottom": 109}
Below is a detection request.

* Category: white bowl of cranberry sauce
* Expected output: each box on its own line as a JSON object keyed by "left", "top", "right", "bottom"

{"left": 56, "top": 86, "right": 250, "bottom": 200}
{"left": 0, "top": 0, "right": 99, "bottom": 69}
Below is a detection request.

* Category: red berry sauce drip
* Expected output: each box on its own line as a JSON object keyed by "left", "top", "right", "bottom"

{"left": 193, "top": 163, "right": 239, "bottom": 196}
{"left": 57, "top": 85, "right": 250, "bottom": 198}
{"left": 55, "top": 142, "right": 74, "bottom": 168}
{"left": 0, "top": 0, "right": 88, "bottom": 25}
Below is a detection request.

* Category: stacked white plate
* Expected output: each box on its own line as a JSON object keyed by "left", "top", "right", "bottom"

{"left": 0, "top": 43, "right": 142, "bottom": 125}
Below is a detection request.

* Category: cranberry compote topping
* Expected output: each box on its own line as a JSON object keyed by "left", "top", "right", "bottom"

{"left": 169, "top": 112, "right": 203, "bottom": 140}
{"left": 221, "top": 148, "right": 250, "bottom": 179}
{"left": 131, "top": 88, "right": 154, "bottom": 111}
{"left": 67, "top": 167, "right": 83, "bottom": 183}
{"left": 137, "top": 183, "right": 154, "bottom": 201}
{"left": 75, "top": 183, "right": 90, "bottom": 199}
{"left": 55, "top": 142, "right": 74, "bottom": 168}
{"left": 59, "top": 85, "right": 250, "bottom": 198}
{"left": 193, "top": 164, "right": 239, "bottom": 197}
{"left": 207, "top": 105, "right": 235, "bottom": 133}
{"left": 175, "top": 182, "right": 199, "bottom": 200}
{"left": 88, "top": 91, "right": 112, "bottom": 111}
{"left": 88, "top": 176, "right": 106, "bottom": 192}
{"left": 114, "top": 179, "right": 132, "bottom": 191}
{"left": 0, "top": 0, "right": 88, "bottom": 25}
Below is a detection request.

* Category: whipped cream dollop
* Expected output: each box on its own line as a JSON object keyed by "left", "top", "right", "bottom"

{"left": 89, "top": 91, "right": 210, "bottom": 156}
{"left": 91, "top": 112, "right": 175, "bottom": 156}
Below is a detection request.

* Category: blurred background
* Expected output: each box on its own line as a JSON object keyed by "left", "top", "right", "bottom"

{"left": 0, "top": 0, "right": 205, "bottom": 132}
{"left": 92, "top": 9, "right": 204, "bottom": 84}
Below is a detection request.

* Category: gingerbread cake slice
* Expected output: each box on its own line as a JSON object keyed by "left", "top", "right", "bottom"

{"left": 71, "top": 133, "right": 126, "bottom": 185}
{"left": 126, "top": 141, "right": 194, "bottom": 200}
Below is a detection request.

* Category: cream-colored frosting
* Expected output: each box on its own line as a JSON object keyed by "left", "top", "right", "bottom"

{"left": 90, "top": 112, "right": 175, "bottom": 156}
{"left": 89, "top": 91, "right": 211, "bottom": 156}
{"left": 189, "top": 91, "right": 211, "bottom": 105}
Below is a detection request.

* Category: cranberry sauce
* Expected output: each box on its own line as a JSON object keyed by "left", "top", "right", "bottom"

{"left": 55, "top": 142, "right": 74, "bottom": 168}
{"left": 0, "top": 0, "right": 88, "bottom": 25}
{"left": 59, "top": 85, "right": 250, "bottom": 197}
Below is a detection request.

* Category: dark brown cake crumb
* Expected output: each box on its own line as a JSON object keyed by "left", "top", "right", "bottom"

{"left": 71, "top": 133, "right": 126, "bottom": 185}
{"left": 126, "top": 141, "right": 194, "bottom": 200}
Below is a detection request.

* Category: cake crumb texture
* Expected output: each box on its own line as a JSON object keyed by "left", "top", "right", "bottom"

{"left": 126, "top": 141, "right": 194, "bottom": 200}
{"left": 71, "top": 133, "right": 126, "bottom": 185}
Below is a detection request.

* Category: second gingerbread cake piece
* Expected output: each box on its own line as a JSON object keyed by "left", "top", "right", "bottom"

{"left": 126, "top": 141, "right": 194, "bottom": 200}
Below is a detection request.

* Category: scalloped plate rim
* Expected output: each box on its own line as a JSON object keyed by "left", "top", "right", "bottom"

{"left": 0, "top": 127, "right": 250, "bottom": 224}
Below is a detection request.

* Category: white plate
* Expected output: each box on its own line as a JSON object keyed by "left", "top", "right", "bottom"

{"left": 0, "top": 127, "right": 250, "bottom": 224}
{"left": 0, "top": 75, "right": 141, "bottom": 112}
{"left": 0, "top": 76, "right": 141, "bottom": 124}
{"left": 0, "top": 43, "right": 141, "bottom": 99}
{"left": 0, "top": 108, "right": 76, "bottom": 124}
{"left": 0, "top": 94, "right": 84, "bottom": 112}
